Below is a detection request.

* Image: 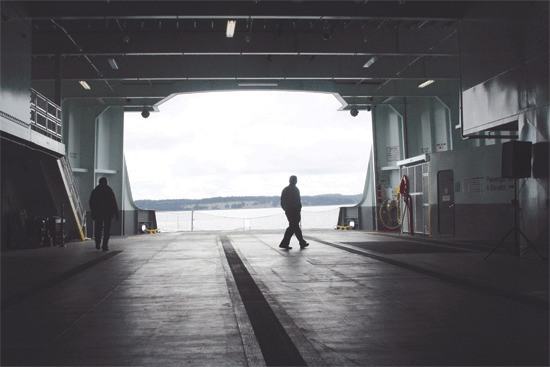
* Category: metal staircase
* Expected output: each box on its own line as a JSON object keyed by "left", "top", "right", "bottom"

{"left": 58, "top": 151, "right": 87, "bottom": 241}
{"left": 30, "top": 88, "right": 87, "bottom": 241}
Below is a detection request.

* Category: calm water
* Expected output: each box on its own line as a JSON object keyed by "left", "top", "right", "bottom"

{"left": 155, "top": 205, "right": 342, "bottom": 232}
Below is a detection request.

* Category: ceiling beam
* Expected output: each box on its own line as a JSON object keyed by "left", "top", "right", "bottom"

{"left": 32, "top": 78, "right": 459, "bottom": 103}
{"left": 32, "top": 54, "right": 459, "bottom": 81}
{"left": 32, "top": 26, "right": 458, "bottom": 57}
{"left": 21, "top": 1, "right": 469, "bottom": 21}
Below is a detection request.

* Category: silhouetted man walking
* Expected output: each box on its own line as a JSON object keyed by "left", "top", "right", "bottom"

{"left": 89, "top": 177, "right": 119, "bottom": 251}
{"left": 279, "top": 175, "right": 309, "bottom": 250}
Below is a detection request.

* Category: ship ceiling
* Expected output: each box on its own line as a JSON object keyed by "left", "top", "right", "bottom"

{"left": 4, "top": 0, "right": 474, "bottom": 110}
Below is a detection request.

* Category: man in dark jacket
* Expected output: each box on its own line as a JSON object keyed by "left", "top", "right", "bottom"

{"left": 279, "top": 175, "right": 309, "bottom": 250}
{"left": 89, "top": 177, "right": 119, "bottom": 251}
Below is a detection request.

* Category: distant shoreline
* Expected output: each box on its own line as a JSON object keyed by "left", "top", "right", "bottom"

{"left": 135, "top": 193, "right": 362, "bottom": 212}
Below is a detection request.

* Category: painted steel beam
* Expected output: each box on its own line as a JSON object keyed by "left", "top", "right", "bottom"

{"left": 32, "top": 27, "right": 458, "bottom": 57}
{"left": 32, "top": 54, "right": 459, "bottom": 81}
{"left": 32, "top": 78, "right": 459, "bottom": 103}
{"left": 22, "top": 1, "right": 469, "bottom": 21}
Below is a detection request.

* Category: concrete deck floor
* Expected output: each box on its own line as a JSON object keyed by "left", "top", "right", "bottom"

{"left": 1, "top": 230, "right": 548, "bottom": 366}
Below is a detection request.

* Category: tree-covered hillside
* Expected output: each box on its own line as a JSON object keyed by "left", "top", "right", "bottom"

{"left": 135, "top": 194, "right": 362, "bottom": 211}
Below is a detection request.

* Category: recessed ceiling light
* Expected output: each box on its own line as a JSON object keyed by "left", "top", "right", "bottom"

{"left": 107, "top": 57, "right": 119, "bottom": 70}
{"left": 226, "top": 20, "right": 236, "bottom": 38}
{"left": 79, "top": 80, "right": 91, "bottom": 90}
{"left": 237, "top": 82, "right": 278, "bottom": 87}
{"left": 418, "top": 79, "right": 435, "bottom": 88}
{"left": 363, "top": 56, "right": 377, "bottom": 68}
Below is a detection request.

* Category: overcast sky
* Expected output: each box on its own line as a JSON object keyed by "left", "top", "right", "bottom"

{"left": 124, "top": 91, "right": 372, "bottom": 200}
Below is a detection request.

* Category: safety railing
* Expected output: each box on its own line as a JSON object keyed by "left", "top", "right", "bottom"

{"left": 155, "top": 207, "right": 340, "bottom": 232}
{"left": 30, "top": 89, "right": 62, "bottom": 142}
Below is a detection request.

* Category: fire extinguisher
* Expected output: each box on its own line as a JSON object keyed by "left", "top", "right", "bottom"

{"left": 400, "top": 175, "right": 414, "bottom": 235}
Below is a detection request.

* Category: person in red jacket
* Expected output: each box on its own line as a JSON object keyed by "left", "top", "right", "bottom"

{"left": 279, "top": 175, "right": 309, "bottom": 250}
{"left": 89, "top": 177, "right": 119, "bottom": 251}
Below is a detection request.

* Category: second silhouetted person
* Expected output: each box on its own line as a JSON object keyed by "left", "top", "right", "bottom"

{"left": 279, "top": 175, "right": 309, "bottom": 250}
{"left": 89, "top": 177, "right": 119, "bottom": 251}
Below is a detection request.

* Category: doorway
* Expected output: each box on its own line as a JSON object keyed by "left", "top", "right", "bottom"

{"left": 437, "top": 170, "right": 455, "bottom": 235}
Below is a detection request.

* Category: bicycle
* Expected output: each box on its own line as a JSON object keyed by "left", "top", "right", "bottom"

{"left": 379, "top": 198, "right": 402, "bottom": 229}
{"left": 378, "top": 175, "right": 411, "bottom": 231}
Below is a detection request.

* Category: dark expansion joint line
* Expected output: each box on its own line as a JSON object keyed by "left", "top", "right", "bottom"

{"left": 219, "top": 235, "right": 307, "bottom": 367}
{"left": 1, "top": 251, "right": 123, "bottom": 310}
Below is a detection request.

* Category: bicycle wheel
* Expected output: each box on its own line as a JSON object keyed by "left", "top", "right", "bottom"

{"left": 379, "top": 199, "right": 401, "bottom": 229}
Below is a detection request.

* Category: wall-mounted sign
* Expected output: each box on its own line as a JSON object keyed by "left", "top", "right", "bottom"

{"left": 462, "top": 177, "right": 515, "bottom": 194}
{"left": 386, "top": 146, "right": 400, "bottom": 162}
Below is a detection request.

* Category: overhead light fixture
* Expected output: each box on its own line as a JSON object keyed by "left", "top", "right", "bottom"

{"left": 363, "top": 56, "right": 378, "bottom": 68}
{"left": 79, "top": 80, "right": 91, "bottom": 90}
{"left": 418, "top": 79, "right": 435, "bottom": 88}
{"left": 350, "top": 108, "right": 359, "bottom": 117}
{"left": 237, "top": 82, "right": 278, "bottom": 87}
{"left": 226, "top": 20, "right": 236, "bottom": 38}
{"left": 107, "top": 57, "right": 119, "bottom": 70}
{"left": 141, "top": 110, "right": 150, "bottom": 118}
